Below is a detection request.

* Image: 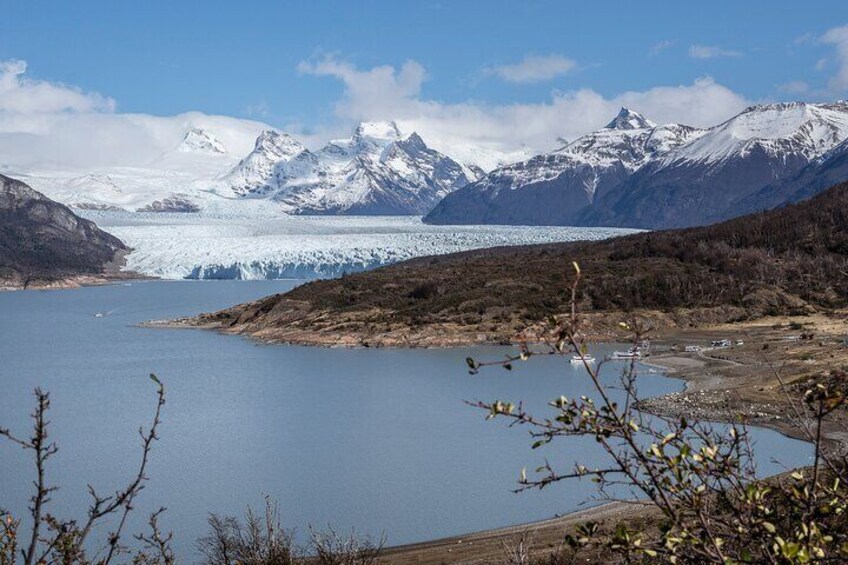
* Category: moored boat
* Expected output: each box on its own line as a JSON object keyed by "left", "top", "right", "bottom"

{"left": 570, "top": 355, "right": 596, "bottom": 364}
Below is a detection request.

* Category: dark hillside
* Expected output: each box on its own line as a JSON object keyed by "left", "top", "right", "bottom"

{"left": 188, "top": 182, "right": 848, "bottom": 345}
{"left": 0, "top": 174, "right": 129, "bottom": 287}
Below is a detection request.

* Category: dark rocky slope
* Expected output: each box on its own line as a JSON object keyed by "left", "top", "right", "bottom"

{"left": 734, "top": 138, "right": 848, "bottom": 216}
{"left": 0, "top": 174, "right": 129, "bottom": 287}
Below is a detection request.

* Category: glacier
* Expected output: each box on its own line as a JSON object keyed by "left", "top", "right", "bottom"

{"left": 82, "top": 211, "right": 639, "bottom": 280}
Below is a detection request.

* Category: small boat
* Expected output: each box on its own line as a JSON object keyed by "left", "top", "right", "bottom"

{"left": 570, "top": 355, "right": 596, "bottom": 364}
{"left": 610, "top": 348, "right": 642, "bottom": 360}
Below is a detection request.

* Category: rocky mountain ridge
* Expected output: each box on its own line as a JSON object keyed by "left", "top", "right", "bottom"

{"left": 426, "top": 102, "right": 848, "bottom": 229}
{"left": 0, "top": 174, "right": 128, "bottom": 287}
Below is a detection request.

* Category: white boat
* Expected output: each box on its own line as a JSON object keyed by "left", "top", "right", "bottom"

{"left": 610, "top": 348, "right": 642, "bottom": 360}
{"left": 570, "top": 355, "right": 596, "bottom": 364}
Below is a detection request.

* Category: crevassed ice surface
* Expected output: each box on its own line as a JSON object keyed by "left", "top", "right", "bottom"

{"left": 83, "top": 211, "right": 640, "bottom": 280}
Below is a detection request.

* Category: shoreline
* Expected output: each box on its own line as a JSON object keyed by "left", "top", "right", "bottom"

{"left": 368, "top": 314, "right": 848, "bottom": 563}
{"left": 0, "top": 250, "right": 151, "bottom": 292}
{"left": 378, "top": 502, "right": 653, "bottom": 564}
{"left": 14, "top": 278, "right": 842, "bottom": 563}
{"left": 149, "top": 303, "right": 848, "bottom": 562}
{"left": 154, "top": 308, "right": 847, "bottom": 451}
{"left": 0, "top": 272, "right": 152, "bottom": 292}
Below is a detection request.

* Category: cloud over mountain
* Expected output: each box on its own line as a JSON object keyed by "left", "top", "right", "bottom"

{"left": 297, "top": 54, "right": 750, "bottom": 168}
{"left": 0, "top": 59, "right": 116, "bottom": 114}
{"left": 489, "top": 54, "right": 577, "bottom": 83}
{"left": 0, "top": 55, "right": 752, "bottom": 172}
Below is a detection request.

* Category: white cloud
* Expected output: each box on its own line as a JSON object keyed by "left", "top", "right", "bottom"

{"left": 0, "top": 60, "right": 269, "bottom": 170}
{"left": 794, "top": 33, "right": 815, "bottom": 46}
{"left": 688, "top": 45, "right": 742, "bottom": 59}
{"left": 245, "top": 100, "right": 270, "bottom": 118}
{"left": 0, "top": 56, "right": 750, "bottom": 174}
{"left": 0, "top": 60, "right": 115, "bottom": 114}
{"left": 488, "top": 54, "right": 576, "bottom": 83}
{"left": 777, "top": 81, "right": 809, "bottom": 94}
{"left": 650, "top": 40, "right": 674, "bottom": 55}
{"left": 821, "top": 24, "right": 848, "bottom": 94}
{"left": 297, "top": 56, "right": 426, "bottom": 117}
{"left": 299, "top": 55, "right": 750, "bottom": 168}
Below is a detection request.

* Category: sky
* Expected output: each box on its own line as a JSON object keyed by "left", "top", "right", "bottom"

{"left": 2, "top": 0, "right": 848, "bottom": 167}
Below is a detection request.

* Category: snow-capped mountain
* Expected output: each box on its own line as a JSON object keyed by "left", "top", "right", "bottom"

{"left": 219, "top": 130, "right": 305, "bottom": 196}
{"left": 735, "top": 135, "right": 848, "bottom": 214}
{"left": 178, "top": 127, "right": 227, "bottom": 154}
{"left": 425, "top": 108, "right": 703, "bottom": 225}
{"left": 14, "top": 113, "right": 273, "bottom": 212}
{"left": 10, "top": 116, "right": 475, "bottom": 216}
{"left": 662, "top": 102, "right": 848, "bottom": 164}
{"left": 226, "top": 121, "right": 475, "bottom": 215}
{"left": 427, "top": 102, "right": 848, "bottom": 229}
{"left": 13, "top": 101, "right": 848, "bottom": 227}
{"left": 584, "top": 101, "right": 848, "bottom": 228}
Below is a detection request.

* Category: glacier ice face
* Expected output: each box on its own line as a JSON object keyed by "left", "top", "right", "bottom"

{"left": 81, "top": 211, "right": 639, "bottom": 280}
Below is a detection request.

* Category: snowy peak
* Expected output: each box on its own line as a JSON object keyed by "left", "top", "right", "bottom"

{"left": 352, "top": 121, "right": 402, "bottom": 143}
{"left": 251, "top": 130, "right": 304, "bottom": 160}
{"left": 605, "top": 108, "right": 657, "bottom": 131}
{"left": 396, "top": 132, "right": 428, "bottom": 152}
{"left": 672, "top": 101, "right": 848, "bottom": 164}
{"left": 424, "top": 111, "right": 702, "bottom": 226}
{"left": 178, "top": 127, "right": 227, "bottom": 154}
{"left": 220, "top": 130, "right": 305, "bottom": 196}
{"left": 264, "top": 126, "right": 471, "bottom": 214}
{"left": 554, "top": 113, "right": 697, "bottom": 171}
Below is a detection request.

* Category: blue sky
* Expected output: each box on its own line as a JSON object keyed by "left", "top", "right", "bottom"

{"left": 1, "top": 0, "right": 848, "bottom": 162}
{"left": 2, "top": 1, "right": 845, "bottom": 119}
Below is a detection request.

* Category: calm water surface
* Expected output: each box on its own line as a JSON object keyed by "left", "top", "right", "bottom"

{"left": 0, "top": 281, "right": 812, "bottom": 559}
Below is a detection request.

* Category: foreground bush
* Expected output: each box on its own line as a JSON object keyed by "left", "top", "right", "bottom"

{"left": 0, "top": 378, "right": 383, "bottom": 565}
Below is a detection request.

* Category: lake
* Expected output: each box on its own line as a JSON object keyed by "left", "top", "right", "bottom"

{"left": 0, "top": 281, "right": 812, "bottom": 559}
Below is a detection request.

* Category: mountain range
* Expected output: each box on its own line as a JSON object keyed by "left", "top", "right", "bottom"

{"left": 7, "top": 101, "right": 848, "bottom": 228}
{"left": 13, "top": 120, "right": 476, "bottom": 216}
{"left": 426, "top": 102, "right": 848, "bottom": 229}
{"left": 217, "top": 121, "right": 476, "bottom": 215}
